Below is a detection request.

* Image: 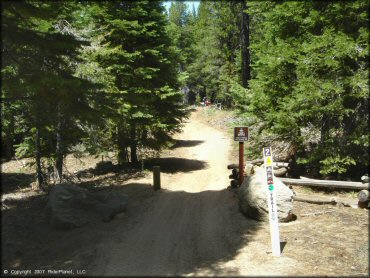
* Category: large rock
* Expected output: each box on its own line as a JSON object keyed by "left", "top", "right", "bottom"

{"left": 45, "top": 184, "right": 128, "bottom": 229}
{"left": 238, "top": 166, "right": 294, "bottom": 222}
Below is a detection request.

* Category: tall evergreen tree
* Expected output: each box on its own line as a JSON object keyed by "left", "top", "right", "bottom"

{"left": 2, "top": 1, "right": 99, "bottom": 186}
{"left": 240, "top": 1, "right": 369, "bottom": 178}
{"left": 95, "top": 1, "right": 187, "bottom": 164}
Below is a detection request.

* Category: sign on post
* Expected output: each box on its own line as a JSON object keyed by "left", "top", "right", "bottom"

{"left": 234, "top": 127, "right": 249, "bottom": 142}
{"left": 234, "top": 127, "right": 249, "bottom": 185}
{"left": 263, "top": 147, "right": 281, "bottom": 257}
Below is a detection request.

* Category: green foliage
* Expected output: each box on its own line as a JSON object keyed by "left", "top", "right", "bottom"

{"left": 238, "top": 0, "right": 369, "bottom": 178}
{"left": 2, "top": 0, "right": 368, "bottom": 183}
{"left": 1, "top": 1, "right": 188, "bottom": 183}
{"left": 320, "top": 156, "right": 356, "bottom": 175}
{"left": 91, "top": 1, "right": 187, "bottom": 163}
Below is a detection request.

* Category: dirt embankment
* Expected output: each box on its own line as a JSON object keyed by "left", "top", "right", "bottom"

{"left": 1, "top": 108, "right": 368, "bottom": 277}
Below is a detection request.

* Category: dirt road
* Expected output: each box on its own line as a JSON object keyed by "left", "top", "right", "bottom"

{"left": 89, "top": 110, "right": 298, "bottom": 276}
{"left": 3, "top": 109, "right": 367, "bottom": 276}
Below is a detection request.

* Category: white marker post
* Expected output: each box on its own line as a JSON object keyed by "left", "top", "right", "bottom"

{"left": 263, "top": 147, "right": 281, "bottom": 257}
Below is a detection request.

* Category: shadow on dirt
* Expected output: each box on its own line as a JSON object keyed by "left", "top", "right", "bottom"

{"left": 1, "top": 172, "right": 35, "bottom": 194}
{"left": 1, "top": 183, "right": 155, "bottom": 271}
{"left": 114, "top": 187, "right": 262, "bottom": 276}
{"left": 144, "top": 157, "right": 208, "bottom": 173}
{"left": 170, "top": 140, "right": 205, "bottom": 149}
{"left": 1, "top": 180, "right": 262, "bottom": 276}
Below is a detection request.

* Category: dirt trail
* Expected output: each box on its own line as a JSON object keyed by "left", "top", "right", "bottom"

{"left": 89, "top": 111, "right": 298, "bottom": 276}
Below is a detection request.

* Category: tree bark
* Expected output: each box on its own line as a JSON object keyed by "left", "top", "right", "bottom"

{"left": 117, "top": 124, "right": 128, "bottom": 165}
{"left": 320, "top": 114, "right": 329, "bottom": 145}
{"left": 35, "top": 124, "right": 44, "bottom": 190}
{"left": 55, "top": 103, "right": 64, "bottom": 183}
{"left": 241, "top": 1, "right": 251, "bottom": 88}
{"left": 5, "top": 113, "right": 15, "bottom": 160}
{"left": 130, "top": 124, "right": 138, "bottom": 164}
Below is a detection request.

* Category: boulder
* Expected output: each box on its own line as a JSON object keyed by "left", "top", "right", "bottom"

{"left": 45, "top": 184, "right": 128, "bottom": 229}
{"left": 238, "top": 166, "right": 295, "bottom": 222}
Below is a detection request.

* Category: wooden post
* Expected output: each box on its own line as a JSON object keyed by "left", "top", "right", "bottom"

{"left": 239, "top": 142, "right": 244, "bottom": 185}
{"left": 234, "top": 127, "right": 248, "bottom": 186}
{"left": 153, "top": 166, "right": 161, "bottom": 190}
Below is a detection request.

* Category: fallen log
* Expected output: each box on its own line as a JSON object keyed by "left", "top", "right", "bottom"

{"left": 293, "top": 195, "right": 337, "bottom": 205}
{"left": 293, "top": 194, "right": 358, "bottom": 208}
{"left": 280, "top": 177, "right": 369, "bottom": 190}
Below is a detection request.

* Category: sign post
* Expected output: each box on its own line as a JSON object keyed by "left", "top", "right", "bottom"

{"left": 263, "top": 146, "right": 281, "bottom": 257}
{"left": 234, "top": 127, "right": 249, "bottom": 185}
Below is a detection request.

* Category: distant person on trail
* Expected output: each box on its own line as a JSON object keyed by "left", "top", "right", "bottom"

{"left": 201, "top": 97, "right": 206, "bottom": 107}
{"left": 202, "top": 97, "right": 210, "bottom": 107}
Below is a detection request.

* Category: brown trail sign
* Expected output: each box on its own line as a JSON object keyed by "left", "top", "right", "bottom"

{"left": 234, "top": 127, "right": 249, "bottom": 185}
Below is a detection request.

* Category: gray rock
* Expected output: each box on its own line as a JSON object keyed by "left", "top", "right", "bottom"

{"left": 238, "top": 166, "right": 294, "bottom": 222}
{"left": 45, "top": 184, "right": 128, "bottom": 229}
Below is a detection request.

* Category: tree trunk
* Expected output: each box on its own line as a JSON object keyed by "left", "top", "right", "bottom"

{"left": 55, "top": 103, "right": 63, "bottom": 183}
{"left": 241, "top": 1, "right": 251, "bottom": 88}
{"left": 117, "top": 124, "right": 128, "bottom": 165}
{"left": 5, "top": 114, "right": 15, "bottom": 160}
{"left": 130, "top": 124, "right": 138, "bottom": 164}
{"left": 35, "top": 124, "right": 44, "bottom": 190}
{"left": 320, "top": 114, "right": 329, "bottom": 145}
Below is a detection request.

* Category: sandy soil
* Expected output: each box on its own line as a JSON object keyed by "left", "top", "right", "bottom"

{"left": 1, "top": 108, "right": 368, "bottom": 277}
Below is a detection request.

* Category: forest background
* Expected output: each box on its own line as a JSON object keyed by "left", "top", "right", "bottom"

{"left": 1, "top": 0, "right": 368, "bottom": 190}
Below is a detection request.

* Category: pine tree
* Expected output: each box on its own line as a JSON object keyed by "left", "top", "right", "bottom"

{"left": 241, "top": 1, "right": 369, "bottom": 178}
{"left": 94, "top": 1, "right": 187, "bottom": 164}
{"left": 2, "top": 1, "right": 100, "bottom": 186}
